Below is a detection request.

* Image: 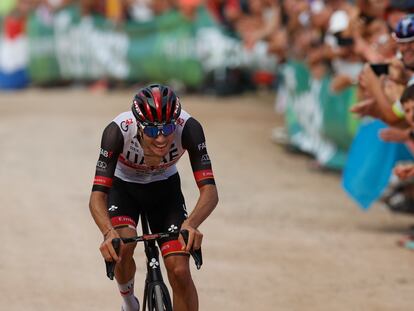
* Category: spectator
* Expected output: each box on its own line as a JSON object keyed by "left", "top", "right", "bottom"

{"left": 393, "top": 84, "right": 414, "bottom": 179}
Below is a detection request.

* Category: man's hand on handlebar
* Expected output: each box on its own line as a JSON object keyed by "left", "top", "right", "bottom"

{"left": 179, "top": 220, "right": 203, "bottom": 252}
{"left": 100, "top": 228, "right": 122, "bottom": 263}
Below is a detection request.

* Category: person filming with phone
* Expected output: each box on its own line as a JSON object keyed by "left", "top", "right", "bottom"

{"left": 351, "top": 15, "right": 414, "bottom": 128}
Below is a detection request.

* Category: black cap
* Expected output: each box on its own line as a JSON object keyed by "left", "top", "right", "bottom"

{"left": 390, "top": 0, "right": 414, "bottom": 10}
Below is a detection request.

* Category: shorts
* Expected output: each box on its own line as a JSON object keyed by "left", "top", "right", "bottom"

{"left": 107, "top": 173, "right": 188, "bottom": 257}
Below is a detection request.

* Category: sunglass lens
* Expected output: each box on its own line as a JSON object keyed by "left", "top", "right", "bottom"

{"left": 143, "top": 126, "right": 159, "bottom": 138}
{"left": 162, "top": 124, "right": 176, "bottom": 136}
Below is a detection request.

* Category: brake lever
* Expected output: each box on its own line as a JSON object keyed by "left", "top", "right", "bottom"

{"left": 105, "top": 238, "right": 121, "bottom": 280}
{"left": 180, "top": 230, "right": 203, "bottom": 270}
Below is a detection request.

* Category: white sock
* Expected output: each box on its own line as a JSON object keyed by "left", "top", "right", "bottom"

{"left": 118, "top": 278, "right": 139, "bottom": 311}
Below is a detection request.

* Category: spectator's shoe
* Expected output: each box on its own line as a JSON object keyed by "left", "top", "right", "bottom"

{"left": 387, "top": 197, "right": 414, "bottom": 215}
{"left": 271, "top": 127, "right": 288, "bottom": 145}
{"left": 381, "top": 179, "right": 414, "bottom": 215}
{"left": 397, "top": 235, "right": 414, "bottom": 250}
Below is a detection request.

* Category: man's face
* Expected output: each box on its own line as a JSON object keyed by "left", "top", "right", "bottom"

{"left": 140, "top": 125, "right": 175, "bottom": 157}
{"left": 403, "top": 99, "right": 414, "bottom": 127}
{"left": 398, "top": 40, "right": 414, "bottom": 68}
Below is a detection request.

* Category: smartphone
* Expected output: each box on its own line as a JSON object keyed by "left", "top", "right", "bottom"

{"left": 337, "top": 36, "right": 354, "bottom": 47}
{"left": 370, "top": 63, "right": 389, "bottom": 76}
{"left": 334, "top": 33, "right": 354, "bottom": 47}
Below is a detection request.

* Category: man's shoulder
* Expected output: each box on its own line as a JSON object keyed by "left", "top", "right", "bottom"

{"left": 113, "top": 111, "right": 135, "bottom": 123}
{"left": 111, "top": 111, "right": 136, "bottom": 132}
{"left": 176, "top": 109, "right": 194, "bottom": 127}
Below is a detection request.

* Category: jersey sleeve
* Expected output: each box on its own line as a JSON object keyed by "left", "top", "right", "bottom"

{"left": 92, "top": 122, "right": 124, "bottom": 193}
{"left": 182, "top": 117, "right": 216, "bottom": 188}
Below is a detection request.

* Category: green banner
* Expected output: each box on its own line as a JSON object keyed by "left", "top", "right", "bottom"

{"left": 281, "top": 60, "right": 360, "bottom": 169}
{"left": 27, "top": 6, "right": 216, "bottom": 86}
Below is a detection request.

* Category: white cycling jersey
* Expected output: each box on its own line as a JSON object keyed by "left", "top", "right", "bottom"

{"left": 112, "top": 110, "right": 191, "bottom": 183}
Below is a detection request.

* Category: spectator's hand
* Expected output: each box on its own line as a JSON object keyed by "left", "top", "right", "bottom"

{"left": 383, "top": 77, "right": 405, "bottom": 103}
{"left": 379, "top": 127, "right": 410, "bottom": 142}
{"left": 350, "top": 98, "right": 380, "bottom": 118}
{"left": 331, "top": 74, "right": 353, "bottom": 93}
{"left": 389, "top": 58, "right": 410, "bottom": 84}
{"left": 359, "top": 64, "right": 381, "bottom": 96}
{"left": 394, "top": 163, "right": 414, "bottom": 180}
{"left": 243, "top": 32, "right": 257, "bottom": 50}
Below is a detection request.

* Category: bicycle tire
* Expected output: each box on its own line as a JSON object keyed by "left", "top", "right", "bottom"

{"left": 148, "top": 283, "right": 172, "bottom": 311}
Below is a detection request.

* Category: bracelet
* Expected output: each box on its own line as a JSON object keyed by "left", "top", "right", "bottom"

{"left": 103, "top": 227, "right": 114, "bottom": 238}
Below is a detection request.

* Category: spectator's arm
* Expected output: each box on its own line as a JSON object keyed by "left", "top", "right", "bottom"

{"left": 358, "top": 64, "right": 402, "bottom": 125}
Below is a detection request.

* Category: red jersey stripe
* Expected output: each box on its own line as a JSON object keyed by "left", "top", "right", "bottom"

{"left": 194, "top": 169, "right": 214, "bottom": 182}
{"left": 93, "top": 176, "right": 113, "bottom": 187}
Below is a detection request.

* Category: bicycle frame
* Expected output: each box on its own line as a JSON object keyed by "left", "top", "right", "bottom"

{"left": 105, "top": 213, "right": 202, "bottom": 310}
{"left": 105, "top": 213, "right": 176, "bottom": 311}
{"left": 140, "top": 213, "right": 173, "bottom": 311}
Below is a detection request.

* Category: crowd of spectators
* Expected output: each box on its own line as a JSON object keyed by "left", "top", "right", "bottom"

{"left": 5, "top": 0, "right": 414, "bottom": 187}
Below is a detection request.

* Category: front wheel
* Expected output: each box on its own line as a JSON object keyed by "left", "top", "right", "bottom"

{"left": 148, "top": 283, "right": 172, "bottom": 311}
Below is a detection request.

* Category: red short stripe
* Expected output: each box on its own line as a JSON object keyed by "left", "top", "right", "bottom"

{"left": 160, "top": 240, "right": 187, "bottom": 257}
{"left": 111, "top": 216, "right": 137, "bottom": 228}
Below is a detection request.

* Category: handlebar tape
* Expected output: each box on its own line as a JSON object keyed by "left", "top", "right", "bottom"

{"left": 180, "top": 230, "right": 203, "bottom": 270}
{"left": 105, "top": 238, "right": 121, "bottom": 280}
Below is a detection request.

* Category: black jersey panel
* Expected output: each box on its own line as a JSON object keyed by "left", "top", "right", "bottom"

{"left": 182, "top": 117, "right": 216, "bottom": 187}
{"left": 92, "top": 122, "right": 124, "bottom": 192}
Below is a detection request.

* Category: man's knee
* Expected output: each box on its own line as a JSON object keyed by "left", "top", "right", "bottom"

{"left": 120, "top": 242, "right": 137, "bottom": 260}
{"left": 115, "top": 227, "right": 137, "bottom": 263}
{"left": 165, "top": 256, "right": 192, "bottom": 285}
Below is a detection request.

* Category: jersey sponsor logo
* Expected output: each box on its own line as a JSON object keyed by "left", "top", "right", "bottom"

{"left": 120, "top": 118, "right": 134, "bottom": 132}
{"left": 96, "top": 161, "right": 107, "bottom": 169}
{"left": 201, "top": 154, "right": 210, "bottom": 164}
{"left": 124, "top": 143, "right": 180, "bottom": 169}
{"left": 198, "top": 142, "right": 206, "bottom": 151}
{"left": 100, "top": 148, "right": 114, "bottom": 158}
{"left": 108, "top": 205, "right": 118, "bottom": 212}
{"left": 168, "top": 224, "right": 178, "bottom": 232}
{"left": 93, "top": 176, "right": 113, "bottom": 187}
{"left": 176, "top": 117, "right": 185, "bottom": 127}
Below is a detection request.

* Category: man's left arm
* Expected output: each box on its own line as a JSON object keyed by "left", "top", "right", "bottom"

{"left": 180, "top": 117, "right": 219, "bottom": 251}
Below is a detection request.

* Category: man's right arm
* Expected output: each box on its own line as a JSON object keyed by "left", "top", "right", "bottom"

{"left": 89, "top": 122, "right": 124, "bottom": 261}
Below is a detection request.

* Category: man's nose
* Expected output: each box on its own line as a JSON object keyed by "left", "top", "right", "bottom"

{"left": 155, "top": 133, "right": 167, "bottom": 142}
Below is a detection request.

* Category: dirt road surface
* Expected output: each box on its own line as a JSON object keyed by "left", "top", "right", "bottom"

{"left": 1, "top": 89, "right": 414, "bottom": 311}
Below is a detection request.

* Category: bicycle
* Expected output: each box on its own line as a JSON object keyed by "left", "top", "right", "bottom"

{"left": 104, "top": 213, "right": 202, "bottom": 311}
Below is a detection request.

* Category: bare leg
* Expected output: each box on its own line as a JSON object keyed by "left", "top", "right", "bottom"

{"left": 115, "top": 227, "right": 139, "bottom": 311}
{"left": 164, "top": 255, "right": 198, "bottom": 311}
{"left": 115, "top": 227, "right": 138, "bottom": 283}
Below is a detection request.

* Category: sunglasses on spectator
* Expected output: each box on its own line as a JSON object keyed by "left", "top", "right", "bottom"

{"left": 141, "top": 123, "right": 176, "bottom": 138}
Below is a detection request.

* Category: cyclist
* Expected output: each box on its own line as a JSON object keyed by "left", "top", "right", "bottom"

{"left": 89, "top": 84, "right": 219, "bottom": 311}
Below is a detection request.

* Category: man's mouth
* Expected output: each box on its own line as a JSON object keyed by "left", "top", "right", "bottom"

{"left": 154, "top": 143, "right": 168, "bottom": 149}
